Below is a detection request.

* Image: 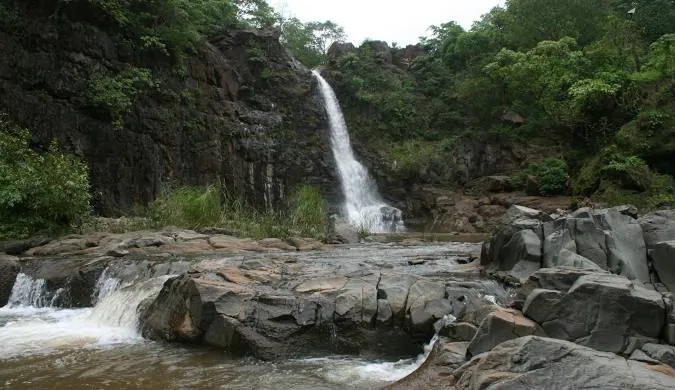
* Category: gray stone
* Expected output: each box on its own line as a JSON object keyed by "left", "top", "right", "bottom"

{"left": 0, "top": 255, "right": 20, "bottom": 306}
{"left": 540, "top": 273, "right": 665, "bottom": 353}
{"left": 639, "top": 209, "right": 675, "bottom": 250}
{"left": 377, "top": 273, "right": 417, "bottom": 323}
{"left": 376, "top": 299, "right": 393, "bottom": 325}
{"left": 543, "top": 209, "right": 649, "bottom": 282}
{"left": 630, "top": 349, "right": 660, "bottom": 364}
{"left": 437, "top": 322, "right": 478, "bottom": 342}
{"left": 522, "top": 289, "right": 562, "bottom": 323}
{"left": 335, "top": 273, "right": 379, "bottom": 325}
{"left": 642, "top": 344, "right": 675, "bottom": 368}
{"left": 652, "top": 241, "right": 675, "bottom": 293}
{"left": 405, "top": 279, "right": 447, "bottom": 335}
{"left": 501, "top": 205, "right": 551, "bottom": 226}
{"left": 514, "top": 267, "right": 608, "bottom": 309}
{"left": 466, "top": 308, "right": 544, "bottom": 358}
{"left": 454, "top": 336, "right": 675, "bottom": 390}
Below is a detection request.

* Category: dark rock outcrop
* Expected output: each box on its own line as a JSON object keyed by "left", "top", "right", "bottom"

{"left": 483, "top": 206, "right": 652, "bottom": 284}
{"left": 653, "top": 241, "right": 675, "bottom": 293}
{"left": 520, "top": 270, "right": 666, "bottom": 353}
{"left": 138, "top": 242, "right": 499, "bottom": 359}
{"left": 0, "top": 3, "right": 338, "bottom": 215}
{"left": 466, "top": 308, "right": 544, "bottom": 358}
{"left": 454, "top": 336, "right": 675, "bottom": 389}
{"left": 639, "top": 209, "right": 675, "bottom": 250}
{"left": 0, "top": 254, "right": 20, "bottom": 306}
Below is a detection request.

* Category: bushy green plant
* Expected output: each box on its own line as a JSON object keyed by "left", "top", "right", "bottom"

{"left": 0, "top": 116, "right": 91, "bottom": 239}
{"left": 89, "top": 66, "right": 155, "bottom": 129}
{"left": 290, "top": 184, "right": 327, "bottom": 237}
{"left": 149, "top": 184, "right": 222, "bottom": 229}
{"left": 511, "top": 158, "right": 568, "bottom": 196}
{"left": 148, "top": 184, "right": 327, "bottom": 239}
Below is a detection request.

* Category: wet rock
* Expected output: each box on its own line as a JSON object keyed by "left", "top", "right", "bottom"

{"left": 295, "top": 277, "right": 347, "bottom": 293}
{"left": 408, "top": 258, "right": 425, "bottom": 265}
{"left": 466, "top": 308, "right": 544, "bottom": 358}
{"left": 522, "top": 289, "right": 562, "bottom": 323}
{"left": 334, "top": 273, "right": 379, "bottom": 325}
{"left": 387, "top": 340, "right": 469, "bottom": 390}
{"left": 258, "top": 238, "right": 296, "bottom": 252}
{"left": 642, "top": 344, "right": 675, "bottom": 368}
{"left": 454, "top": 336, "right": 675, "bottom": 390}
{"left": 535, "top": 272, "right": 665, "bottom": 353}
{"left": 405, "top": 279, "right": 447, "bottom": 335}
{"left": 105, "top": 248, "right": 129, "bottom": 258}
{"left": 378, "top": 273, "right": 417, "bottom": 323}
{"left": 652, "top": 241, "right": 675, "bottom": 293}
{"left": 639, "top": 209, "right": 675, "bottom": 250}
{"left": 0, "top": 254, "right": 20, "bottom": 306}
{"left": 436, "top": 321, "right": 478, "bottom": 342}
{"left": 1, "top": 236, "right": 51, "bottom": 255}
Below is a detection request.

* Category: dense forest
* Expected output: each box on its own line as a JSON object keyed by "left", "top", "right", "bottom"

{"left": 1, "top": 0, "right": 674, "bottom": 238}
{"left": 325, "top": 0, "right": 675, "bottom": 209}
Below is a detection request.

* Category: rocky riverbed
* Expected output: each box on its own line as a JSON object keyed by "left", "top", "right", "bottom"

{"left": 2, "top": 206, "right": 675, "bottom": 388}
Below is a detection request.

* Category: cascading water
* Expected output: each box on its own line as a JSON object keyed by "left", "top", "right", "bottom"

{"left": 312, "top": 70, "right": 405, "bottom": 233}
{"left": 0, "top": 272, "right": 168, "bottom": 359}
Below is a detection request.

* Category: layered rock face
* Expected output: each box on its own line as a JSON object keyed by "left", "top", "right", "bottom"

{"left": 0, "top": 3, "right": 338, "bottom": 215}
{"left": 138, "top": 243, "right": 503, "bottom": 360}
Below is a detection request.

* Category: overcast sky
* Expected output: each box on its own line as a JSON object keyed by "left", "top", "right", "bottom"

{"left": 270, "top": 0, "right": 505, "bottom": 46}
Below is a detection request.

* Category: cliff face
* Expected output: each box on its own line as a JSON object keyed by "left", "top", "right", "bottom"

{"left": 0, "top": 2, "right": 339, "bottom": 215}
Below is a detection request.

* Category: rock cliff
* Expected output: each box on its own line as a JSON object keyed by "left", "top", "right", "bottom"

{"left": 0, "top": 1, "right": 339, "bottom": 215}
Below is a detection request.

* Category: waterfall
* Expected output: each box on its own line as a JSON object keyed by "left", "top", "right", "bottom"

{"left": 312, "top": 70, "right": 405, "bottom": 233}
{"left": 92, "top": 267, "right": 122, "bottom": 304}
{"left": 0, "top": 272, "right": 170, "bottom": 359}
{"left": 7, "top": 273, "right": 47, "bottom": 307}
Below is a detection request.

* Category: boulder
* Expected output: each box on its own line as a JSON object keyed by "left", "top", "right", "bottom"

{"left": 639, "top": 209, "right": 675, "bottom": 250}
{"left": 543, "top": 208, "right": 649, "bottom": 282}
{"left": 466, "top": 308, "right": 544, "bottom": 358}
{"left": 501, "top": 205, "right": 551, "bottom": 226}
{"left": 642, "top": 344, "right": 675, "bottom": 368}
{"left": 652, "top": 241, "right": 675, "bottom": 293}
{"left": 522, "top": 289, "right": 562, "bottom": 323}
{"left": 535, "top": 273, "right": 665, "bottom": 353}
{"left": 405, "top": 279, "right": 447, "bottom": 335}
{"left": 334, "top": 273, "right": 379, "bottom": 325}
{"left": 481, "top": 211, "right": 545, "bottom": 282}
{"left": 377, "top": 273, "right": 417, "bottom": 324}
{"left": 454, "top": 336, "right": 675, "bottom": 390}
{"left": 515, "top": 267, "right": 609, "bottom": 308}
{"left": 0, "top": 254, "right": 20, "bottom": 306}
{"left": 436, "top": 321, "right": 478, "bottom": 342}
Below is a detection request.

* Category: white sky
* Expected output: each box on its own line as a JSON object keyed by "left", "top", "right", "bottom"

{"left": 270, "top": 0, "right": 506, "bottom": 46}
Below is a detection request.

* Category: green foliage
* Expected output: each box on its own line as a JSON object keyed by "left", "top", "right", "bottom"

{"left": 289, "top": 185, "right": 327, "bottom": 237}
{"left": 149, "top": 185, "right": 222, "bottom": 229}
{"left": 148, "top": 184, "right": 327, "bottom": 239}
{"left": 511, "top": 158, "right": 569, "bottom": 196}
{"left": 0, "top": 115, "right": 91, "bottom": 239}
{"left": 280, "top": 18, "right": 346, "bottom": 67}
{"left": 89, "top": 66, "right": 155, "bottom": 129}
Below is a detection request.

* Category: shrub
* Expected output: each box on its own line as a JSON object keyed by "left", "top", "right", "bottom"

{"left": 511, "top": 158, "right": 568, "bottom": 196}
{"left": 149, "top": 184, "right": 222, "bottom": 229}
{"left": 148, "top": 184, "right": 327, "bottom": 239}
{"left": 0, "top": 115, "right": 91, "bottom": 239}
{"left": 89, "top": 66, "right": 155, "bottom": 129}
{"left": 290, "top": 185, "right": 327, "bottom": 237}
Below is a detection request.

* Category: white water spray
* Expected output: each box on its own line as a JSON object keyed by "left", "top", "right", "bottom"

{"left": 312, "top": 70, "right": 405, "bottom": 233}
{"left": 0, "top": 272, "right": 169, "bottom": 359}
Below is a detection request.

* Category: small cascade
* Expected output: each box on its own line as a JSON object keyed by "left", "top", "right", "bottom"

{"left": 312, "top": 70, "right": 405, "bottom": 233}
{"left": 92, "top": 267, "right": 122, "bottom": 304}
{"left": 87, "top": 276, "right": 170, "bottom": 329}
{"left": 6, "top": 273, "right": 47, "bottom": 307}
